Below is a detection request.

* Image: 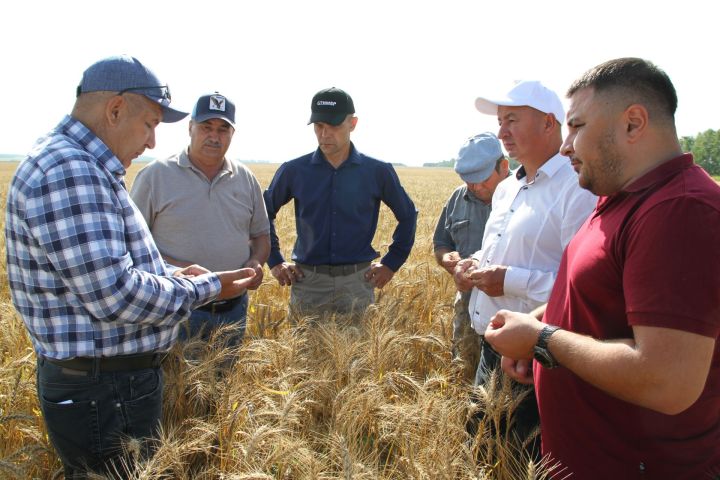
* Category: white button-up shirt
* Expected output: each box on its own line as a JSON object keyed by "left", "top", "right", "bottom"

{"left": 469, "top": 153, "right": 597, "bottom": 334}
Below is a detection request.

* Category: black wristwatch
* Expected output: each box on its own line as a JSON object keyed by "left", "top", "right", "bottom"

{"left": 533, "top": 325, "right": 561, "bottom": 369}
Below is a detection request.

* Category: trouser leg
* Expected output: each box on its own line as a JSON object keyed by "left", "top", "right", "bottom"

{"left": 36, "top": 357, "right": 164, "bottom": 477}
{"left": 474, "top": 335, "right": 501, "bottom": 386}
{"left": 451, "top": 291, "right": 480, "bottom": 381}
{"left": 290, "top": 268, "right": 374, "bottom": 320}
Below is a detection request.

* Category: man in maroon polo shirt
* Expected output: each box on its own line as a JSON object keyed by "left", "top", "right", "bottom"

{"left": 483, "top": 57, "right": 720, "bottom": 479}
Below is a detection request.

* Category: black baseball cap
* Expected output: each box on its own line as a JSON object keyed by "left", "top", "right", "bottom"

{"left": 192, "top": 92, "right": 235, "bottom": 127}
{"left": 308, "top": 87, "right": 355, "bottom": 126}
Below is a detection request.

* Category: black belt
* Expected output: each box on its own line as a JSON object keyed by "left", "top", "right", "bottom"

{"left": 296, "top": 262, "right": 371, "bottom": 277}
{"left": 43, "top": 353, "right": 166, "bottom": 373}
{"left": 198, "top": 293, "right": 246, "bottom": 313}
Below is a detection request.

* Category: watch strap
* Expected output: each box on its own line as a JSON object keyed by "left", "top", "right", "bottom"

{"left": 537, "top": 325, "right": 561, "bottom": 349}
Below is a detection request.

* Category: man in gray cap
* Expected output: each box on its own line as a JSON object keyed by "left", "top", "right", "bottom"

{"left": 453, "top": 80, "right": 596, "bottom": 459}
{"left": 131, "top": 92, "right": 270, "bottom": 346}
{"left": 5, "top": 55, "right": 257, "bottom": 477}
{"left": 433, "top": 132, "right": 508, "bottom": 381}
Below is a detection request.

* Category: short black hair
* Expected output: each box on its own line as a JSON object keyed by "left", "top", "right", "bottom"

{"left": 567, "top": 58, "right": 677, "bottom": 123}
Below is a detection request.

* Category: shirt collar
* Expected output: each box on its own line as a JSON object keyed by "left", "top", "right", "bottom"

{"left": 62, "top": 115, "right": 125, "bottom": 178}
{"left": 515, "top": 152, "right": 568, "bottom": 182}
{"left": 622, "top": 153, "right": 693, "bottom": 193}
{"left": 310, "top": 142, "right": 362, "bottom": 167}
{"left": 179, "top": 148, "right": 232, "bottom": 174}
{"left": 593, "top": 154, "right": 692, "bottom": 216}
{"left": 462, "top": 187, "right": 486, "bottom": 204}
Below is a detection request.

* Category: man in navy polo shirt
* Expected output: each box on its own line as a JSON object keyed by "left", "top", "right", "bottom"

{"left": 263, "top": 87, "right": 417, "bottom": 317}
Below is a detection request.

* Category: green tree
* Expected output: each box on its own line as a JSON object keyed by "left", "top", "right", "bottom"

{"left": 679, "top": 135, "right": 695, "bottom": 153}
{"left": 681, "top": 129, "right": 720, "bottom": 176}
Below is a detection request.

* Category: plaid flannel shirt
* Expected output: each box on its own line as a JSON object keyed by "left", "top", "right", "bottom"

{"left": 5, "top": 115, "right": 220, "bottom": 359}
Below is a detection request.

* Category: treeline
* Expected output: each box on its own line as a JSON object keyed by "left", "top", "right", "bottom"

{"left": 424, "top": 129, "right": 720, "bottom": 175}
{"left": 681, "top": 129, "right": 720, "bottom": 175}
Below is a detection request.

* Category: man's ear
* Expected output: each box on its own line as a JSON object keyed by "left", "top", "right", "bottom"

{"left": 544, "top": 113, "right": 557, "bottom": 132}
{"left": 624, "top": 104, "right": 648, "bottom": 143}
{"left": 104, "top": 95, "right": 125, "bottom": 126}
{"left": 349, "top": 115, "right": 358, "bottom": 132}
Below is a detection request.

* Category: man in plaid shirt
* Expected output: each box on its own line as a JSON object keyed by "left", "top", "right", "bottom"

{"left": 5, "top": 55, "right": 256, "bottom": 478}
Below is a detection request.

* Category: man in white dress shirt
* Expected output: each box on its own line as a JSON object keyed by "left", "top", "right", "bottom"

{"left": 454, "top": 80, "right": 597, "bottom": 457}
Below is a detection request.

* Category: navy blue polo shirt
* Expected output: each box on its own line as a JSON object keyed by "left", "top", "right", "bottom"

{"left": 263, "top": 144, "right": 417, "bottom": 271}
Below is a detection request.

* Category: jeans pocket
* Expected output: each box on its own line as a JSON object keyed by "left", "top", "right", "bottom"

{"left": 39, "top": 394, "right": 101, "bottom": 468}
{"left": 123, "top": 369, "right": 163, "bottom": 441}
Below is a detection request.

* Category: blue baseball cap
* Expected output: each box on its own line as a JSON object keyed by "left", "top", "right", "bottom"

{"left": 76, "top": 55, "right": 188, "bottom": 123}
{"left": 454, "top": 132, "right": 504, "bottom": 183}
{"left": 192, "top": 92, "right": 235, "bottom": 127}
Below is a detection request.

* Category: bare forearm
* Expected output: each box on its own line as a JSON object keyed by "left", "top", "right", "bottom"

{"left": 248, "top": 234, "right": 271, "bottom": 265}
{"left": 529, "top": 304, "right": 546, "bottom": 321}
{"left": 433, "top": 247, "right": 451, "bottom": 266}
{"left": 549, "top": 327, "right": 713, "bottom": 414}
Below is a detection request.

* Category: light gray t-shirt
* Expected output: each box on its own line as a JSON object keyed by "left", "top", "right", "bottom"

{"left": 130, "top": 150, "right": 270, "bottom": 272}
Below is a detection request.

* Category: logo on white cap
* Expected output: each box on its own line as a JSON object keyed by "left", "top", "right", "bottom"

{"left": 209, "top": 95, "right": 226, "bottom": 112}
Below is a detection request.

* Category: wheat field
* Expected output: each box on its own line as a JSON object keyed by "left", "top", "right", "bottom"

{"left": 0, "top": 161, "right": 551, "bottom": 480}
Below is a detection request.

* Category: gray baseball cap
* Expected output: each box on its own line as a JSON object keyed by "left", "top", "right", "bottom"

{"left": 454, "top": 132, "right": 504, "bottom": 183}
{"left": 76, "top": 55, "right": 188, "bottom": 123}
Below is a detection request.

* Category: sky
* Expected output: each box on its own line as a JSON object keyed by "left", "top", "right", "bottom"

{"left": 2, "top": 0, "right": 718, "bottom": 167}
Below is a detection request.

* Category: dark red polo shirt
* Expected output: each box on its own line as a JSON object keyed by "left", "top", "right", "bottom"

{"left": 537, "top": 154, "right": 720, "bottom": 479}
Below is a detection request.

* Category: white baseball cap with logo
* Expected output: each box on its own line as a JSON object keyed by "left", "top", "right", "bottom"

{"left": 475, "top": 80, "right": 565, "bottom": 124}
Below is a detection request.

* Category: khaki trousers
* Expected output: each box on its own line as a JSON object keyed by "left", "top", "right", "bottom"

{"left": 453, "top": 290, "right": 481, "bottom": 381}
{"left": 290, "top": 265, "right": 374, "bottom": 318}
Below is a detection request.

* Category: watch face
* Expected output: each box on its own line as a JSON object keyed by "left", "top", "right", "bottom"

{"left": 533, "top": 346, "right": 557, "bottom": 369}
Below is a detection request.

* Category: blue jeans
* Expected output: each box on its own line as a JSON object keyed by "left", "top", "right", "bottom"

{"left": 36, "top": 357, "right": 163, "bottom": 478}
{"left": 179, "top": 293, "right": 248, "bottom": 347}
